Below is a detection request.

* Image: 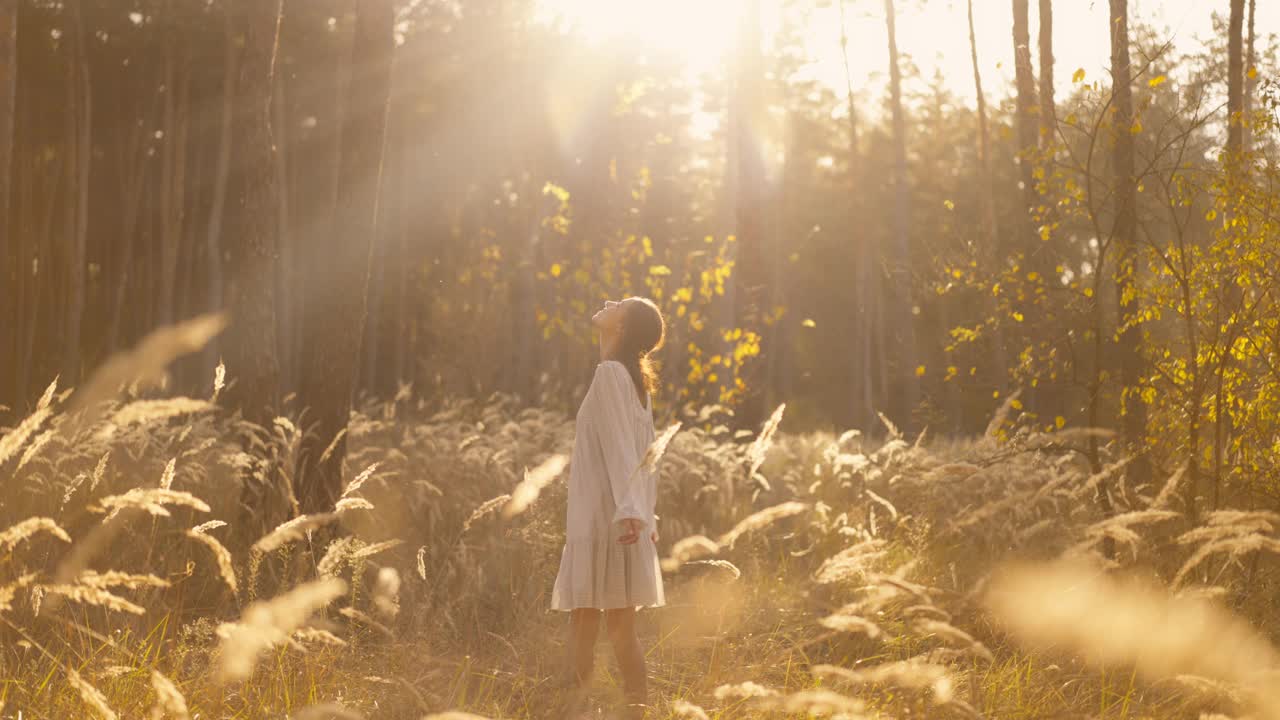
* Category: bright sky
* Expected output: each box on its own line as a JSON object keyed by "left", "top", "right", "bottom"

{"left": 541, "top": 0, "right": 1276, "bottom": 109}
{"left": 797, "top": 0, "right": 1277, "bottom": 105}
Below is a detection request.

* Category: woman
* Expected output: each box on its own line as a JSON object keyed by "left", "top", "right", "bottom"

{"left": 551, "top": 296, "right": 666, "bottom": 720}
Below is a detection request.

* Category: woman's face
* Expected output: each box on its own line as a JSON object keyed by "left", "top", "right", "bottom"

{"left": 591, "top": 298, "right": 632, "bottom": 333}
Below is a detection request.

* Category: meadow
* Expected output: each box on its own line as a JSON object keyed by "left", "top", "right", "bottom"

{"left": 3, "top": 327, "right": 1280, "bottom": 720}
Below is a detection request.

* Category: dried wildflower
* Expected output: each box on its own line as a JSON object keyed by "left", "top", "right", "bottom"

{"left": 187, "top": 530, "right": 238, "bottom": 594}
{"left": 502, "top": 454, "right": 569, "bottom": 519}
{"left": 149, "top": 670, "right": 189, "bottom": 720}
{"left": 0, "top": 517, "right": 72, "bottom": 550}
{"left": 216, "top": 578, "right": 347, "bottom": 682}
{"left": 67, "top": 668, "right": 117, "bottom": 720}
{"left": 252, "top": 512, "right": 340, "bottom": 555}
{"left": 718, "top": 501, "right": 808, "bottom": 548}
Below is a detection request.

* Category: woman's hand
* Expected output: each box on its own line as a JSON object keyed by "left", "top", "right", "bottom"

{"left": 617, "top": 518, "right": 643, "bottom": 545}
{"left": 650, "top": 526, "right": 659, "bottom": 544}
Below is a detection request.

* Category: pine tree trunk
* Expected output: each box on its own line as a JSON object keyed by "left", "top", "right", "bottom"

{"left": 295, "top": 0, "right": 395, "bottom": 514}
{"left": 1243, "top": 0, "right": 1256, "bottom": 152}
{"left": 1038, "top": 0, "right": 1055, "bottom": 145}
{"left": 885, "top": 0, "right": 917, "bottom": 429}
{"left": 157, "top": 0, "right": 186, "bottom": 328}
{"left": 63, "top": 0, "right": 91, "bottom": 385}
{"left": 841, "top": 0, "right": 876, "bottom": 431}
{"left": 1227, "top": 0, "right": 1245, "bottom": 155}
{"left": 1109, "top": 0, "right": 1150, "bottom": 491}
{"left": 0, "top": 0, "right": 16, "bottom": 407}
{"left": 222, "top": 0, "right": 284, "bottom": 428}
{"left": 968, "top": 0, "right": 997, "bottom": 252}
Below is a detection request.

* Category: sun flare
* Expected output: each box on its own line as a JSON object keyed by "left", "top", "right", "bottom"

{"left": 537, "top": 0, "right": 741, "bottom": 76}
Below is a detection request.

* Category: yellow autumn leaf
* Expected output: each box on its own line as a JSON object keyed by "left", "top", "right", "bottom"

{"left": 1011, "top": 399, "right": 1024, "bottom": 410}
{"left": 649, "top": 265, "right": 672, "bottom": 276}
{"left": 1130, "top": 119, "right": 1143, "bottom": 134}
{"left": 1055, "top": 415, "right": 1066, "bottom": 429}
{"left": 915, "top": 365, "right": 926, "bottom": 377}
{"left": 1206, "top": 209, "right": 1217, "bottom": 221}
{"left": 801, "top": 318, "right": 816, "bottom": 328}
{"left": 1148, "top": 75, "right": 1167, "bottom": 88}
{"left": 1072, "top": 68, "right": 1086, "bottom": 83}
{"left": 1248, "top": 66, "right": 1258, "bottom": 79}
{"left": 550, "top": 263, "right": 562, "bottom": 278}
{"left": 944, "top": 199, "right": 955, "bottom": 210}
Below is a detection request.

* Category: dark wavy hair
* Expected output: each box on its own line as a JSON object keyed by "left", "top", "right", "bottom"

{"left": 617, "top": 297, "right": 665, "bottom": 401}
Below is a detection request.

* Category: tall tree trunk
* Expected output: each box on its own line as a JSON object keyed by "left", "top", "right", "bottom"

{"left": 295, "top": 0, "right": 395, "bottom": 514}
{"left": 0, "top": 0, "right": 16, "bottom": 408}
{"left": 157, "top": 0, "right": 186, "bottom": 328}
{"left": 885, "top": 0, "right": 917, "bottom": 429}
{"left": 1243, "top": 0, "right": 1256, "bottom": 152}
{"left": 969, "top": 0, "right": 998, "bottom": 251}
{"left": 222, "top": 0, "right": 284, "bottom": 427}
{"left": 841, "top": 0, "right": 876, "bottom": 431}
{"left": 63, "top": 0, "right": 91, "bottom": 385}
{"left": 1109, "top": 0, "right": 1150, "bottom": 493}
{"left": 1012, "top": 0, "right": 1037, "bottom": 178}
{"left": 1227, "top": 0, "right": 1245, "bottom": 156}
{"left": 1038, "top": 0, "right": 1055, "bottom": 145}
{"left": 272, "top": 56, "right": 295, "bottom": 393}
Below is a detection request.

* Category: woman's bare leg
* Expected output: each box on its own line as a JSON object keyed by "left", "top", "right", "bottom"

{"left": 605, "top": 607, "right": 648, "bottom": 718}
{"left": 565, "top": 604, "right": 599, "bottom": 702}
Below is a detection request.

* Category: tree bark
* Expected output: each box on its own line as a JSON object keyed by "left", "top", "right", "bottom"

{"left": 157, "top": 0, "right": 186, "bottom": 328}
{"left": 1227, "top": 0, "right": 1245, "bottom": 156}
{"left": 63, "top": 0, "right": 91, "bottom": 385}
{"left": 885, "top": 0, "right": 917, "bottom": 429}
{"left": 1109, "top": 0, "right": 1150, "bottom": 490}
{"left": 295, "top": 0, "right": 395, "bottom": 514}
{"left": 222, "top": 0, "right": 284, "bottom": 427}
{"left": 1038, "top": 0, "right": 1054, "bottom": 146}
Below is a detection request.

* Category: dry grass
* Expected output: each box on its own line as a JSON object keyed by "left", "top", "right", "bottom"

{"left": 7, "top": 327, "right": 1280, "bottom": 718}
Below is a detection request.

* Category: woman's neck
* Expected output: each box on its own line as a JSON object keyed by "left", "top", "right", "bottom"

{"left": 599, "top": 333, "right": 622, "bottom": 362}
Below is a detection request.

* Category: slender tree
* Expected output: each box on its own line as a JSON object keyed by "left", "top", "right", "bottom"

{"left": 841, "top": 0, "right": 878, "bottom": 431}
{"left": 0, "top": 0, "right": 15, "bottom": 406}
{"left": 1038, "top": 0, "right": 1055, "bottom": 145}
{"left": 1227, "top": 0, "right": 1245, "bottom": 155}
{"left": 1244, "top": 0, "right": 1256, "bottom": 151}
{"left": 885, "top": 0, "right": 917, "bottom": 427}
{"left": 1012, "top": 0, "right": 1037, "bottom": 195}
{"left": 1109, "top": 0, "right": 1150, "bottom": 490}
{"left": 968, "top": 0, "right": 997, "bottom": 248}
{"left": 222, "top": 0, "right": 284, "bottom": 427}
{"left": 63, "top": 0, "right": 91, "bottom": 384}
{"left": 295, "top": 0, "right": 396, "bottom": 514}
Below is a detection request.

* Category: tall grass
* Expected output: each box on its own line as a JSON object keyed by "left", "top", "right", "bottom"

{"left": 3, "top": 320, "right": 1280, "bottom": 718}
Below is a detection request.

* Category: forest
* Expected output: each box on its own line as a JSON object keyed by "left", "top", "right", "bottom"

{"left": 4, "top": 0, "right": 1280, "bottom": 718}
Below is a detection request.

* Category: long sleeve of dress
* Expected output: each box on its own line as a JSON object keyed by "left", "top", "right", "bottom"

{"left": 588, "top": 362, "right": 648, "bottom": 526}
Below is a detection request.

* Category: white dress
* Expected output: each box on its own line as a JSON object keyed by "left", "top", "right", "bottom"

{"left": 550, "top": 360, "right": 665, "bottom": 611}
